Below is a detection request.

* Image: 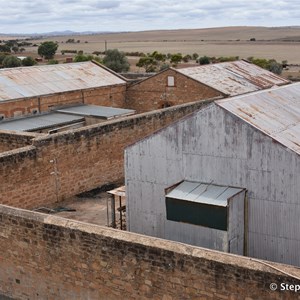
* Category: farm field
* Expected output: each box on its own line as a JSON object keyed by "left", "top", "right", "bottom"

{"left": 22, "top": 26, "right": 300, "bottom": 64}
{"left": 1, "top": 26, "right": 300, "bottom": 78}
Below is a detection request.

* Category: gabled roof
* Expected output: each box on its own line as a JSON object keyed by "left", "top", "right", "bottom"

{"left": 216, "top": 83, "right": 300, "bottom": 155}
{"left": 0, "top": 61, "right": 126, "bottom": 102}
{"left": 177, "top": 60, "right": 289, "bottom": 96}
{"left": 126, "top": 83, "right": 300, "bottom": 157}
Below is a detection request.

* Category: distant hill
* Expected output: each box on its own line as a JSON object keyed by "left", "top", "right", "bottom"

{"left": 1, "top": 26, "right": 300, "bottom": 40}
{"left": 0, "top": 30, "right": 123, "bottom": 38}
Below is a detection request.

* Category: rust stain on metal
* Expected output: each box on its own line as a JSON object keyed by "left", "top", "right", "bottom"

{"left": 178, "top": 60, "right": 289, "bottom": 97}
{"left": 0, "top": 61, "right": 126, "bottom": 102}
{"left": 216, "top": 83, "right": 300, "bottom": 155}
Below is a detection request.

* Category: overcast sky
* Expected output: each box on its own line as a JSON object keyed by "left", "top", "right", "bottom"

{"left": 1, "top": 0, "right": 299, "bottom": 34}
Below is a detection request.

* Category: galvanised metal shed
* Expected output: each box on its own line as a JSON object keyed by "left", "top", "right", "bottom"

{"left": 125, "top": 83, "right": 300, "bottom": 266}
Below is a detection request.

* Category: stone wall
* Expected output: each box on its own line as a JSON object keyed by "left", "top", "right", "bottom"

{"left": 0, "top": 204, "right": 299, "bottom": 300}
{"left": 0, "top": 131, "right": 40, "bottom": 153}
{"left": 0, "top": 100, "right": 212, "bottom": 209}
{"left": 125, "top": 68, "right": 223, "bottom": 113}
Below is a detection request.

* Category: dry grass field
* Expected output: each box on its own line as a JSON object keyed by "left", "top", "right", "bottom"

{"left": 20, "top": 26, "right": 300, "bottom": 64}
{"left": 1, "top": 27, "right": 300, "bottom": 78}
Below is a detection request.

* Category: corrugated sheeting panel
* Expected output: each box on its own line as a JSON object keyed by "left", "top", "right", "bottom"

{"left": 0, "top": 113, "right": 84, "bottom": 131}
{"left": 177, "top": 60, "right": 289, "bottom": 96}
{"left": 0, "top": 61, "right": 126, "bottom": 102}
{"left": 166, "top": 181, "right": 243, "bottom": 207}
{"left": 216, "top": 83, "right": 300, "bottom": 155}
{"left": 56, "top": 104, "right": 135, "bottom": 119}
{"left": 125, "top": 101, "right": 300, "bottom": 265}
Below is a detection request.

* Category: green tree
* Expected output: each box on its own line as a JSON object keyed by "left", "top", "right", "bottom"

{"left": 136, "top": 56, "right": 158, "bottom": 72}
{"left": 93, "top": 56, "right": 102, "bottom": 63}
{"left": 0, "top": 44, "right": 11, "bottom": 52}
{"left": 170, "top": 53, "right": 182, "bottom": 65}
{"left": 151, "top": 51, "right": 166, "bottom": 62}
{"left": 182, "top": 54, "right": 192, "bottom": 63}
{"left": 268, "top": 60, "right": 283, "bottom": 75}
{"left": 38, "top": 41, "right": 58, "bottom": 60}
{"left": 199, "top": 56, "right": 210, "bottom": 65}
{"left": 0, "top": 54, "right": 8, "bottom": 64}
{"left": 22, "top": 56, "right": 37, "bottom": 66}
{"left": 2, "top": 56, "right": 21, "bottom": 68}
{"left": 192, "top": 53, "right": 199, "bottom": 60}
{"left": 74, "top": 53, "right": 93, "bottom": 62}
{"left": 136, "top": 51, "right": 167, "bottom": 72}
{"left": 12, "top": 46, "right": 19, "bottom": 54}
{"left": 248, "top": 57, "right": 283, "bottom": 75}
{"left": 102, "top": 49, "right": 130, "bottom": 73}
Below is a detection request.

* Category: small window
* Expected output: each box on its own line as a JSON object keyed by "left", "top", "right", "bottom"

{"left": 166, "top": 197, "right": 228, "bottom": 231}
{"left": 165, "top": 181, "right": 244, "bottom": 231}
{"left": 167, "top": 76, "right": 175, "bottom": 87}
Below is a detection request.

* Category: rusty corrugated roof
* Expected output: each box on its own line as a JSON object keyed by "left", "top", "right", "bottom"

{"left": 0, "top": 61, "right": 126, "bottom": 102}
{"left": 216, "top": 83, "right": 300, "bottom": 155}
{"left": 177, "top": 60, "right": 289, "bottom": 96}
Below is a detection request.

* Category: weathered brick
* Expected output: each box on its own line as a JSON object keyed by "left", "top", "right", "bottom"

{"left": 1, "top": 205, "right": 299, "bottom": 300}
{"left": 0, "top": 100, "right": 211, "bottom": 209}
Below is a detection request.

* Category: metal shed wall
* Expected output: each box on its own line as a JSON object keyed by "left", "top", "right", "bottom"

{"left": 125, "top": 103, "right": 300, "bottom": 266}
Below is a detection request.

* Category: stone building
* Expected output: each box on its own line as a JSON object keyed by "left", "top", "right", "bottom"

{"left": 0, "top": 62, "right": 299, "bottom": 299}
{"left": 0, "top": 61, "right": 127, "bottom": 119}
{"left": 126, "top": 60, "right": 289, "bottom": 112}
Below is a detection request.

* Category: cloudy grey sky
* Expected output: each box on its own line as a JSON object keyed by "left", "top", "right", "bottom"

{"left": 1, "top": 0, "right": 299, "bottom": 34}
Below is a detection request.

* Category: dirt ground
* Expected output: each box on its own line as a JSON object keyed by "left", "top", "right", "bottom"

{"left": 37, "top": 192, "right": 113, "bottom": 227}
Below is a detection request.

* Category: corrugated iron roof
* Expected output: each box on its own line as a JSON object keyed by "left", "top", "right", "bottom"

{"left": 166, "top": 181, "right": 244, "bottom": 207}
{"left": 56, "top": 104, "right": 135, "bottom": 119}
{"left": 177, "top": 60, "right": 289, "bottom": 96}
{"left": 0, "top": 61, "right": 126, "bottom": 102}
{"left": 216, "top": 83, "right": 300, "bottom": 155}
{"left": 0, "top": 112, "right": 84, "bottom": 132}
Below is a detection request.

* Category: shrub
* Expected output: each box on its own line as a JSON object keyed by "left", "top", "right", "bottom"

{"left": 2, "top": 56, "right": 22, "bottom": 68}
{"left": 103, "top": 49, "right": 130, "bottom": 72}
{"left": 48, "top": 59, "right": 59, "bottom": 64}
{"left": 199, "top": 56, "right": 210, "bottom": 65}
{"left": 22, "top": 56, "right": 37, "bottom": 66}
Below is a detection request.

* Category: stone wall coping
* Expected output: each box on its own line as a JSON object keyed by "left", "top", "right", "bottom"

{"left": 1, "top": 203, "right": 300, "bottom": 280}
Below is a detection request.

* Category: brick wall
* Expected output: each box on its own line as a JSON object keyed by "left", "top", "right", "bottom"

{"left": 125, "top": 69, "right": 223, "bottom": 113}
{"left": 0, "top": 100, "right": 213, "bottom": 209}
{"left": 0, "top": 131, "right": 39, "bottom": 153}
{"left": 0, "top": 98, "right": 39, "bottom": 119}
{"left": 0, "top": 85, "right": 126, "bottom": 119}
{"left": 0, "top": 204, "right": 299, "bottom": 300}
{"left": 83, "top": 85, "right": 126, "bottom": 108}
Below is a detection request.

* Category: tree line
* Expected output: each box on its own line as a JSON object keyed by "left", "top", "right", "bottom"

{"left": 0, "top": 39, "right": 286, "bottom": 75}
